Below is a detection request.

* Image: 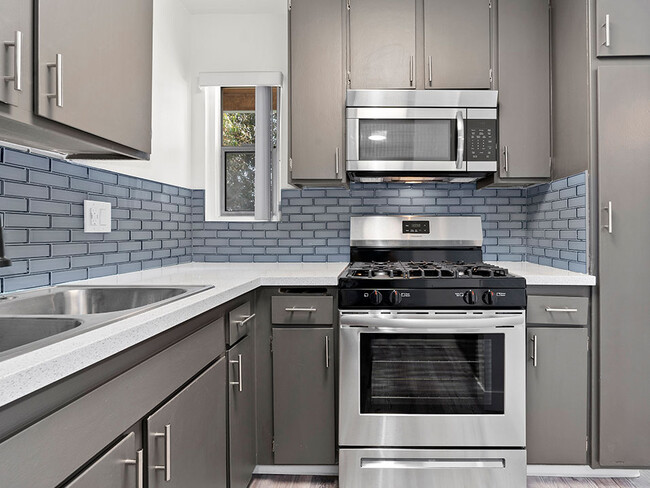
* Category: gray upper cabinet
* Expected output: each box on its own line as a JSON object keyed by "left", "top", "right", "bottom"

{"left": 596, "top": 0, "right": 650, "bottom": 57}
{"left": 229, "top": 336, "right": 256, "bottom": 488}
{"left": 147, "top": 358, "right": 227, "bottom": 488}
{"left": 272, "top": 327, "right": 336, "bottom": 465}
{"left": 598, "top": 66, "right": 650, "bottom": 468}
{"left": 349, "top": 0, "right": 417, "bottom": 89}
{"left": 0, "top": 0, "right": 31, "bottom": 109}
{"left": 289, "top": 0, "right": 346, "bottom": 185}
{"left": 35, "top": 0, "right": 153, "bottom": 154}
{"left": 64, "top": 433, "right": 140, "bottom": 488}
{"left": 496, "top": 0, "right": 551, "bottom": 180}
{"left": 423, "top": 0, "right": 492, "bottom": 89}
{"left": 527, "top": 327, "right": 588, "bottom": 465}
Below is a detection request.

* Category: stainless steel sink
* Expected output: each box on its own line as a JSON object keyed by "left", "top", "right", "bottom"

{"left": 0, "top": 317, "right": 83, "bottom": 353}
{"left": 0, "top": 287, "right": 191, "bottom": 315}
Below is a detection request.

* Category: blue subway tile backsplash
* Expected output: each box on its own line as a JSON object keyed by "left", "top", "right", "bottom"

{"left": 0, "top": 145, "right": 588, "bottom": 292}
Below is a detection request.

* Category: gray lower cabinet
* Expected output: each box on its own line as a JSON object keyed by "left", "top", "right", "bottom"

{"left": 0, "top": 0, "right": 31, "bottom": 108}
{"left": 349, "top": 0, "right": 416, "bottom": 89}
{"left": 494, "top": 0, "right": 551, "bottom": 182}
{"left": 272, "top": 327, "right": 336, "bottom": 464}
{"left": 423, "top": 0, "right": 492, "bottom": 89}
{"left": 597, "top": 65, "right": 650, "bottom": 468}
{"left": 596, "top": 0, "right": 650, "bottom": 57}
{"left": 64, "top": 433, "right": 140, "bottom": 488}
{"left": 147, "top": 358, "right": 227, "bottom": 488}
{"left": 35, "top": 0, "right": 153, "bottom": 154}
{"left": 229, "top": 335, "right": 256, "bottom": 488}
{"left": 527, "top": 327, "right": 588, "bottom": 465}
{"left": 289, "top": 0, "right": 346, "bottom": 186}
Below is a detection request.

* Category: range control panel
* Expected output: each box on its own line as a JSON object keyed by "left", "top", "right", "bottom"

{"left": 466, "top": 119, "right": 498, "bottom": 161}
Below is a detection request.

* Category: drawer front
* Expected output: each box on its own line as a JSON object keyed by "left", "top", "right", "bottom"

{"left": 527, "top": 296, "right": 589, "bottom": 326}
{"left": 271, "top": 296, "right": 334, "bottom": 325}
{"left": 229, "top": 302, "right": 254, "bottom": 345}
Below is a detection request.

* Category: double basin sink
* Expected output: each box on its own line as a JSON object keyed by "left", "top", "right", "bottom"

{"left": 0, "top": 285, "right": 210, "bottom": 358}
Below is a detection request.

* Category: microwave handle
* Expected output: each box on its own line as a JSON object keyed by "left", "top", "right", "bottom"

{"left": 456, "top": 111, "right": 465, "bottom": 169}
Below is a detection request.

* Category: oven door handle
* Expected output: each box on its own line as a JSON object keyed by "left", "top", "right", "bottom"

{"left": 340, "top": 313, "right": 524, "bottom": 330}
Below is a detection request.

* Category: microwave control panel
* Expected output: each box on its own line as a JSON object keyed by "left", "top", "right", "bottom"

{"left": 466, "top": 119, "right": 498, "bottom": 161}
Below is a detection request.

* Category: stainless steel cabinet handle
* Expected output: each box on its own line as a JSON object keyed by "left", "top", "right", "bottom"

{"left": 125, "top": 449, "right": 144, "bottom": 488}
{"left": 456, "top": 111, "right": 465, "bottom": 169}
{"left": 335, "top": 147, "right": 340, "bottom": 176}
{"left": 4, "top": 31, "right": 22, "bottom": 91}
{"left": 409, "top": 56, "right": 414, "bottom": 86}
{"left": 236, "top": 313, "right": 256, "bottom": 327}
{"left": 285, "top": 307, "right": 317, "bottom": 312}
{"left": 603, "top": 201, "right": 613, "bottom": 234}
{"left": 545, "top": 307, "right": 578, "bottom": 313}
{"left": 503, "top": 145, "right": 509, "bottom": 174}
{"left": 47, "top": 54, "right": 63, "bottom": 107}
{"left": 325, "top": 335, "right": 330, "bottom": 369}
{"left": 154, "top": 424, "right": 171, "bottom": 481}
{"left": 230, "top": 354, "right": 243, "bottom": 392}
{"left": 602, "top": 14, "right": 611, "bottom": 47}
{"left": 428, "top": 55, "right": 433, "bottom": 86}
{"left": 530, "top": 335, "right": 538, "bottom": 368}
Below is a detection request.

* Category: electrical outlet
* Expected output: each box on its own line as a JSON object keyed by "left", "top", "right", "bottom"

{"left": 84, "top": 200, "right": 111, "bottom": 233}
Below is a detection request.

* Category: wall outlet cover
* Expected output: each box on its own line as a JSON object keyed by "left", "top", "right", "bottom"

{"left": 84, "top": 200, "right": 112, "bottom": 233}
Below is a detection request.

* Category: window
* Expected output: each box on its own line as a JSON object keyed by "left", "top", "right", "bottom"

{"left": 200, "top": 72, "right": 282, "bottom": 221}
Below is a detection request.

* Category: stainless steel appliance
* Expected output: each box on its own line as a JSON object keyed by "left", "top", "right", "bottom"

{"left": 346, "top": 90, "right": 499, "bottom": 183}
{"left": 338, "top": 215, "right": 527, "bottom": 488}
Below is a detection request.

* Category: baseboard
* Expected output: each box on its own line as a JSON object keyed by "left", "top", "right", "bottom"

{"left": 527, "top": 465, "right": 641, "bottom": 478}
{"left": 254, "top": 465, "right": 339, "bottom": 476}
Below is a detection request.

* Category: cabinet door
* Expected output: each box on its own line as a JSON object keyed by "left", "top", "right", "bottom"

{"left": 35, "top": 0, "right": 152, "bottom": 154}
{"left": 423, "top": 0, "right": 491, "bottom": 89}
{"left": 229, "top": 336, "right": 256, "bottom": 488}
{"left": 527, "top": 327, "right": 588, "bottom": 465}
{"left": 598, "top": 66, "right": 650, "bottom": 468}
{"left": 64, "top": 433, "right": 140, "bottom": 488}
{"left": 497, "top": 0, "right": 550, "bottom": 179}
{"left": 597, "top": 0, "right": 650, "bottom": 57}
{"left": 290, "top": 0, "right": 345, "bottom": 183}
{"left": 0, "top": 0, "right": 31, "bottom": 108}
{"left": 147, "top": 358, "right": 227, "bottom": 488}
{"left": 349, "top": 0, "right": 416, "bottom": 89}
{"left": 272, "top": 328, "right": 335, "bottom": 464}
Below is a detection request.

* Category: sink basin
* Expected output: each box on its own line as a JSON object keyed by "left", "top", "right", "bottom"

{"left": 0, "top": 317, "right": 82, "bottom": 353}
{"left": 0, "top": 287, "right": 192, "bottom": 315}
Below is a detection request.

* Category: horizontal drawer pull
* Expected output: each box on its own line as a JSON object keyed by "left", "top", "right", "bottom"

{"left": 285, "top": 307, "right": 317, "bottom": 313}
{"left": 236, "top": 313, "right": 256, "bottom": 326}
{"left": 545, "top": 307, "right": 579, "bottom": 313}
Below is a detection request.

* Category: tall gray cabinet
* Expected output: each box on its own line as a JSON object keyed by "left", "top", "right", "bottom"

{"left": 597, "top": 65, "right": 650, "bottom": 468}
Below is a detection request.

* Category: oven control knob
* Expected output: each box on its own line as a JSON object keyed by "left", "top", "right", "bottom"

{"left": 483, "top": 290, "right": 497, "bottom": 305}
{"left": 463, "top": 290, "right": 477, "bottom": 305}
{"left": 389, "top": 290, "right": 402, "bottom": 305}
{"left": 370, "top": 290, "right": 383, "bottom": 305}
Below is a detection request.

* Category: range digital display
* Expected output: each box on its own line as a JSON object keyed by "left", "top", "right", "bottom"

{"left": 402, "top": 221, "right": 430, "bottom": 234}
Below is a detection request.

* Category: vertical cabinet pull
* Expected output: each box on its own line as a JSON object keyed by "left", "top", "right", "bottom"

{"left": 603, "top": 201, "right": 613, "bottom": 234}
{"left": 409, "top": 56, "right": 414, "bottom": 86}
{"left": 325, "top": 335, "right": 330, "bottom": 369}
{"left": 335, "top": 147, "right": 340, "bottom": 176}
{"left": 503, "top": 145, "right": 509, "bottom": 174}
{"left": 47, "top": 53, "right": 63, "bottom": 107}
{"left": 125, "top": 449, "right": 144, "bottom": 488}
{"left": 428, "top": 56, "right": 433, "bottom": 86}
{"left": 154, "top": 424, "right": 171, "bottom": 481}
{"left": 602, "top": 14, "right": 611, "bottom": 47}
{"left": 4, "top": 31, "right": 22, "bottom": 91}
{"left": 230, "top": 353, "right": 243, "bottom": 392}
{"left": 530, "top": 335, "right": 538, "bottom": 368}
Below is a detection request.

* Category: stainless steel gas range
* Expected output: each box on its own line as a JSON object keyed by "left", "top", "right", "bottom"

{"left": 338, "top": 215, "right": 527, "bottom": 488}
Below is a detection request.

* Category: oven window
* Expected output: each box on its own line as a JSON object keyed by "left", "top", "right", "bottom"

{"left": 360, "top": 333, "right": 505, "bottom": 415}
{"left": 359, "top": 119, "right": 456, "bottom": 161}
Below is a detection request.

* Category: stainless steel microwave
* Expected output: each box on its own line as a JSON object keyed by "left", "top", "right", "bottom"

{"left": 346, "top": 90, "right": 498, "bottom": 183}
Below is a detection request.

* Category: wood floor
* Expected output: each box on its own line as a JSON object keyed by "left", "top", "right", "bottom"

{"left": 249, "top": 472, "right": 650, "bottom": 488}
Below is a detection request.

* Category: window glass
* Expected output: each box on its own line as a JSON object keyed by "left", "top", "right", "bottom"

{"left": 224, "top": 152, "right": 255, "bottom": 212}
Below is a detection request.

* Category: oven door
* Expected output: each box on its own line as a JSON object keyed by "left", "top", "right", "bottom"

{"left": 346, "top": 108, "right": 466, "bottom": 173}
{"left": 339, "top": 310, "right": 526, "bottom": 448}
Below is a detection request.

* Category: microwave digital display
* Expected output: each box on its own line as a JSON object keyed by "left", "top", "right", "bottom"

{"left": 402, "top": 221, "right": 430, "bottom": 234}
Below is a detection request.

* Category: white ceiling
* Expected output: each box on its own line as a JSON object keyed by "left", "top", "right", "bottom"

{"left": 180, "top": 0, "right": 286, "bottom": 14}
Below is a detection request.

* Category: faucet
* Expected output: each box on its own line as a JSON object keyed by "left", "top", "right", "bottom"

{"left": 0, "top": 216, "right": 11, "bottom": 268}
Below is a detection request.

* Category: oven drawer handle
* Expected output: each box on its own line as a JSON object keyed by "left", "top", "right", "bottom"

{"left": 285, "top": 307, "right": 317, "bottom": 313}
{"left": 361, "top": 459, "right": 506, "bottom": 470}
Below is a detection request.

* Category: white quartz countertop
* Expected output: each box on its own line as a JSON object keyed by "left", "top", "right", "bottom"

{"left": 0, "top": 260, "right": 594, "bottom": 407}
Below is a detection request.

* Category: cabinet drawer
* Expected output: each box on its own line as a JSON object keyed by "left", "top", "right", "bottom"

{"left": 271, "top": 296, "right": 334, "bottom": 325}
{"left": 527, "top": 296, "right": 589, "bottom": 326}
{"left": 228, "top": 302, "right": 254, "bottom": 345}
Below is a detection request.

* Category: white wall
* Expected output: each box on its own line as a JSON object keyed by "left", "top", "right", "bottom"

{"left": 83, "top": 0, "right": 193, "bottom": 188}
{"left": 188, "top": 9, "right": 289, "bottom": 189}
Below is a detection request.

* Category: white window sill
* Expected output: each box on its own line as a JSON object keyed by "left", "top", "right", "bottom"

{"left": 203, "top": 215, "right": 281, "bottom": 223}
